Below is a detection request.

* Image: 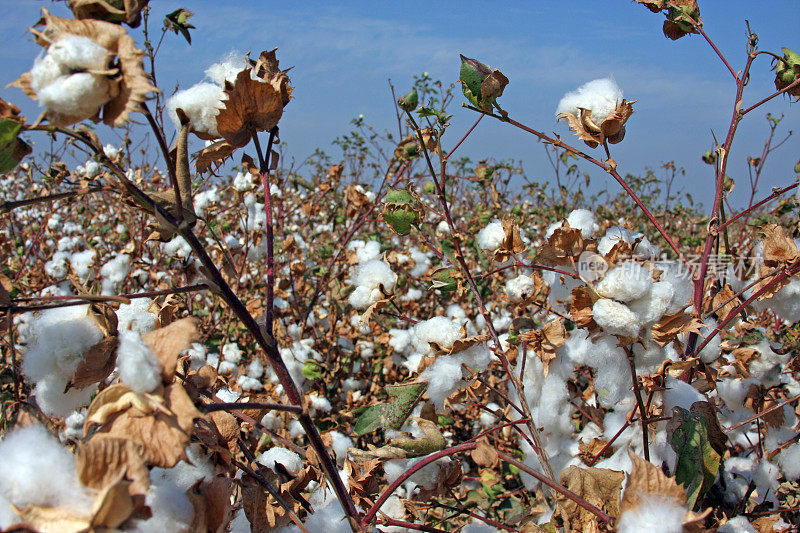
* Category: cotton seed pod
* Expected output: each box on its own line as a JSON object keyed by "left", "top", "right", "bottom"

{"left": 702, "top": 150, "right": 716, "bottom": 165}
{"left": 430, "top": 267, "right": 459, "bottom": 294}
{"left": 774, "top": 47, "right": 800, "bottom": 98}
{"left": 423, "top": 180, "right": 436, "bottom": 194}
{"left": 382, "top": 188, "right": 423, "bottom": 236}
{"left": 557, "top": 98, "right": 635, "bottom": 149}
{"left": 459, "top": 54, "right": 508, "bottom": 112}
{"left": 398, "top": 88, "right": 418, "bottom": 112}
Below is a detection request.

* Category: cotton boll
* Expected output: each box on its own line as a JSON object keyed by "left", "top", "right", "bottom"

{"left": 277, "top": 498, "right": 351, "bottom": 533}
{"left": 662, "top": 376, "right": 706, "bottom": 414}
{"left": 117, "top": 330, "right": 163, "bottom": 393}
{"left": 257, "top": 447, "right": 304, "bottom": 475}
{"left": 162, "top": 235, "right": 193, "bottom": 259}
{"left": 505, "top": 274, "right": 537, "bottom": 302}
{"left": 30, "top": 52, "right": 69, "bottom": 92}
{"left": 222, "top": 343, "right": 243, "bottom": 363}
{"left": 694, "top": 319, "right": 722, "bottom": 363}
{"left": 658, "top": 263, "right": 693, "bottom": 315}
{"left": 377, "top": 495, "right": 407, "bottom": 533}
{"left": 150, "top": 444, "right": 214, "bottom": 491}
{"left": 247, "top": 359, "right": 264, "bottom": 379}
{"left": 592, "top": 298, "right": 640, "bottom": 338}
{"left": 0, "top": 425, "right": 93, "bottom": 511}
{"left": 100, "top": 254, "right": 130, "bottom": 294}
{"left": 22, "top": 304, "right": 103, "bottom": 384}
{"left": 717, "top": 516, "right": 757, "bottom": 533}
{"left": 34, "top": 376, "right": 96, "bottom": 417}
{"left": 593, "top": 353, "right": 630, "bottom": 408}
{"left": 566, "top": 209, "right": 599, "bottom": 238}
{"left": 48, "top": 36, "right": 109, "bottom": 71}
{"left": 616, "top": 493, "right": 685, "bottom": 533}
{"left": 355, "top": 240, "right": 381, "bottom": 263}
{"left": 776, "top": 442, "right": 800, "bottom": 480}
{"left": 597, "top": 226, "right": 632, "bottom": 256}
{"left": 204, "top": 53, "right": 246, "bottom": 86}
{"left": 348, "top": 259, "right": 397, "bottom": 310}
{"left": 329, "top": 431, "right": 353, "bottom": 464}
{"left": 116, "top": 298, "right": 158, "bottom": 334}
{"left": 749, "top": 341, "right": 790, "bottom": 388}
{"left": 462, "top": 521, "right": 501, "bottom": 532}
{"left": 629, "top": 281, "right": 673, "bottom": 326}
{"left": 422, "top": 355, "right": 465, "bottom": 409}
{"left": 37, "top": 72, "right": 113, "bottom": 119}
{"left": 556, "top": 78, "right": 623, "bottom": 124}
{"left": 753, "top": 279, "right": 800, "bottom": 323}
{"left": 134, "top": 482, "right": 194, "bottom": 532}
{"left": 411, "top": 316, "right": 461, "bottom": 355}
{"left": 69, "top": 249, "right": 97, "bottom": 282}
{"left": 166, "top": 83, "right": 225, "bottom": 137}
{"left": 232, "top": 171, "right": 253, "bottom": 191}
{"left": 476, "top": 220, "right": 505, "bottom": 251}
{"left": 309, "top": 394, "right": 332, "bottom": 413}
{"left": 596, "top": 262, "right": 651, "bottom": 302}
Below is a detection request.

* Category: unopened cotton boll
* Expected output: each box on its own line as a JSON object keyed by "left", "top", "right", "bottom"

{"left": 616, "top": 493, "right": 685, "bottom": 533}
{"left": 37, "top": 72, "right": 113, "bottom": 119}
{"left": 166, "top": 83, "right": 225, "bottom": 137}
{"left": 592, "top": 298, "right": 640, "bottom": 338}
{"left": 476, "top": 220, "right": 505, "bottom": 251}
{"left": 117, "top": 330, "right": 163, "bottom": 393}
{"left": 505, "top": 274, "right": 537, "bottom": 302}
{"left": 556, "top": 78, "right": 623, "bottom": 124}
{"left": 47, "top": 36, "right": 110, "bottom": 71}
{"left": 596, "top": 262, "right": 651, "bottom": 302}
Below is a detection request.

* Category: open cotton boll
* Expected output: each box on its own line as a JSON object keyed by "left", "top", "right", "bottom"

{"left": 409, "top": 247, "right": 431, "bottom": 277}
{"left": 629, "top": 281, "right": 673, "bottom": 326}
{"left": 596, "top": 262, "right": 651, "bottom": 302}
{"left": 22, "top": 304, "right": 103, "bottom": 384}
{"left": 166, "top": 82, "right": 225, "bottom": 137}
{"left": 34, "top": 376, "right": 96, "bottom": 417}
{"left": 222, "top": 343, "right": 243, "bottom": 363}
{"left": 150, "top": 444, "right": 214, "bottom": 491}
{"left": 505, "top": 274, "right": 537, "bottom": 302}
{"left": 37, "top": 72, "right": 113, "bottom": 118}
{"left": 69, "top": 249, "right": 97, "bottom": 282}
{"left": 30, "top": 52, "right": 69, "bottom": 92}
{"left": 658, "top": 263, "right": 693, "bottom": 315}
{"left": 717, "top": 516, "right": 757, "bottom": 533}
{"left": 616, "top": 493, "right": 685, "bottom": 533}
{"left": 597, "top": 226, "right": 632, "bottom": 256}
{"left": 462, "top": 521, "right": 501, "bottom": 532}
{"left": 99, "top": 253, "right": 130, "bottom": 294}
{"left": 329, "top": 431, "right": 353, "bottom": 464}
{"left": 567, "top": 209, "right": 599, "bottom": 238}
{"left": 749, "top": 341, "right": 791, "bottom": 388}
{"left": 257, "top": 447, "right": 304, "bottom": 475}
{"left": 348, "top": 259, "right": 397, "bottom": 310}
{"left": 134, "top": 482, "right": 194, "bottom": 533}
{"left": 752, "top": 279, "right": 800, "bottom": 323}
{"left": 204, "top": 53, "right": 246, "bottom": 86}
{"left": 117, "top": 330, "right": 163, "bottom": 393}
{"left": 776, "top": 442, "right": 800, "bottom": 480}
{"left": 411, "top": 316, "right": 462, "bottom": 355}
{"left": 694, "top": 319, "right": 722, "bottom": 363}
{"left": 422, "top": 354, "right": 466, "bottom": 409}
{"left": 593, "top": 354, "right": 631, "bottom": 407}
{"left": 277, "top": 498, "right": 351, "bottom": 533}
{"left": 355, "top": 240, "right": 381, "bottom": 263}
{"left": 116, "top": 297, "right": 157, "bottom": 334}
{"left": 592, "top": 298, "right": 640, "bottom": 338}
{"left": 556, "top": 78, "right": 623, "bottom": 124}
{"left": 662, "top": 376, "right": 706, "bottom": 414}
{"left": 0, "top": 425, "right": 93, "bottom": 511}
{"left": 48, "top": 35, "right": 110, "bottom": 71}
{"left": 377, "top": 495, "right": 408, "bottom": 533}
{"left": 476, "top": 220, "right": 505, "bottom": 251}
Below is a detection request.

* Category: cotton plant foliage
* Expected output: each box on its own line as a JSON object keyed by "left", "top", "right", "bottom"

{"left": 10, "top": 8, "right": 157, "bottom": 127}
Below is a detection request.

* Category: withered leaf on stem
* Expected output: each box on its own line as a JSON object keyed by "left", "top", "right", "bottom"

{"left": 141, "top": 316, "right": 200, "bottom": 382}
{"left": 558, "top": 465, "right": 624, "bottom": 526}
{"left": 216, "top": 69, "right": 284, "bottom": 148}
{"left": 76, "top": 437, "right": 150, "bottom": 495}
{"left": 68, "top": 336, "right": 119, "bottom": 391}
{"left": 620, "top": 451, "right": 686, "bottom": 514}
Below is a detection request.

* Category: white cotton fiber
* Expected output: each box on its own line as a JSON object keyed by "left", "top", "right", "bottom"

{"left": 34, "top": 376, "right": 96, "bottom": 417}
{"left": 476, "top": 220, "right": 505, "bottom": 251}
{"left": 257, "top": 447, "right": 304, "bottom": 475}
{"left": 658, "top": 262, "right": 693, "bottom": 315}
{"left": 695, "top": 319, "right": 722, "bottom": 363}
{"left": 593, "top": 352, "right": 630, "bottom": 408}
{"left": 348, "top": 259, "right": 397, "bottom": 310}
{"left": 616, "top": 493, "right": 684, "bottom": 533}
{"left": 117, "top": 330, "right": 163, "bottom": 393}
{"left": 355, "top": 240, "right": 381, "bottom": 263}
{"left": 556, "top": 78, "right": 623, "bottom": 124}
{"left": 222, "top": 343, "right": 243, "bottom": 363}
{"left": 276, "top": 498, "right": 351, "bottom": 533}
{"left": 422, "top": 354, "right": 466, "bottom": 408}
{"left": 22, "top": 304, "right": 103, "bottom": 385}
{"left": 134, "top": 482, "right": 194, "bottom": 533}
{"left": 505, "top": 274, "right": 537, "bottom": 302}
{"left": 162, "top": 235, "right": 192, "bottom": 259}
{"left": 596, "top": 262, "right": 651, "bottom": 302}
{"left": 717, "top": 516, "right": 757, "bottom": 533}
{"left": 462, "top": 521, "right": 500, "bottom": 532}
{"left": 409, "top": 247, "right": 431, "bottom": 277}
{"left": 0, "top": 425, "right": 92, "bottom": 511}
{"left": 753, "top": 279, "right": 800, "bottom": 323}
{"left": 30, "top": 52, "right": 68, "bottom": 92}
{"left": 37, "top": 72, "right": 112, "bottom": 118}
{"left": 99, "top": 254, "right": 130, "bottom": 294}
{"left": 567, "top": 208, "right": 599, "bottom": 238}
{"left": 205, "top": 53, "right": 246, "bottom": 86}
{"left": 597, "top": 226, "right": 632, "bottom": 256}
{"left": 116, "top": 297, "right": 158, "bottom": 334}
{"left": 629, "top": 281, "right": 673, "bottom": 326}
{"left": 69, "top": 249, "right": 97, "bottom": 282}
{"left": 48, "top": 36, "right": 109, "bottom": 71}
{"left": 378, "top": 495, "right": 407, "bottom": 533}
{"left": 411, "top": 316, "right": 462, "bottom": 355}
{"left": 592, "top": 298, "right": 640, "bottom": 338}
{"left": 662, "top": 376, "right": 706, "bottom": 414}
{"left": 776, "top": 442, "right": 800, "bottom": 480}
{"left": 166, "top": 82, "right": 225, "bottom": 137}
{"left": 329, "top": 431, "right": 353, "bottom": 464}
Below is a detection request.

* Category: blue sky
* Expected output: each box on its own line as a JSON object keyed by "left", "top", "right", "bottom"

{"left": 1, "top": 0, "right": 798, "bottom": 207}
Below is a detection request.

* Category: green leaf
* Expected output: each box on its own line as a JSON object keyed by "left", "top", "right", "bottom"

{"left": 0, "top": 120, "right": 28, "bottom": 173}
{"left": 353, "top": 381, "right": 427, "bottom": 435}
{"left": 301, "top": 360, "right": 323, "bottom": 380}
{"left": 164, "top": 8, "right": 195, "bottom": 44}
{"left": 667, "top": 402, "right": 723, "bottom": 508}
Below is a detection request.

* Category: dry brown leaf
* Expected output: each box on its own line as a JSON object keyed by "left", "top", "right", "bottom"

{"left": 470, "top": 439, "right": 499, "bottom": 467}
{"left": 142, "top": 317, "right": 200, "bottom": 382}
{"left": 537, "top": 225, "right": 587, "bottom": 267}
{"left": 345, "top": 458, "right": 383, "bottom": 509}
{"left": 250, "top": 48, "right": 294, "bottom": 107}
{"left": 559, "top": 465, "right": 624, "bottom": 527}
{"left": 570, "top": 286, "right": 598, "bottom": 331}
{"left": 762, "top": 224, "right": 800, "bottom": 264}
{"left": 195, "top": 139, "right": 238, "bottom": 173}
{"left": 10, "top": 503, "right": 91, "bottom": 533}
{"left": 76, "top": 437, "right": 150, "bottom": 495}
{"left": 651, "top": 312, "right": 704, "bottom": 347}
{"left": 712, "top": 284, "right": 740, "bottom": 321}
{"left": 89, "top": 477, "right": 135, "bottom": 529}
{"left": 492, "top": 218, "right": 526, "bottom": 263}
{"left": 519, "top": 319, "right": 566, "bottom": 379}
{"left": 209, "top": 410, "right": 240, "bottom": 444}
{"left": 68, "top": 336, "right": 119, "bottom": 391}
{"left": 620, "top": 451, "right": 686, "bottom": 514}
{"left": 68, "top": 0, "right": 149, "bottom": 27}
{"left": 429, "top": 323, "right": 490, "bottom": 356}
{"left": 216, "top": 69, "right": 284, "bottom": 147}
{"left": 189, "top": 477, "right": 233, "bottom": 533}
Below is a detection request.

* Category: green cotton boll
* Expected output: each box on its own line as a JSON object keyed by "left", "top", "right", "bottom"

{"left": 423, "top": 180, "right": 436, "bottom": 194}
{"left": 431, "top": 268, "right": 458, "bottom": 294}
{"left": 398, "top": 89, "right": 418, "bottom": 112}
{"left": 384, "top": 188, "right": 415, "bottom": 205}
{"left": 459, "top": 55, "right": 490, "bottom": 108}
{"left": 383, "top": 208, "right": 419, "bottom": 236}
{"left": 776, "top": 47, "right": 800, "bottom": 83}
